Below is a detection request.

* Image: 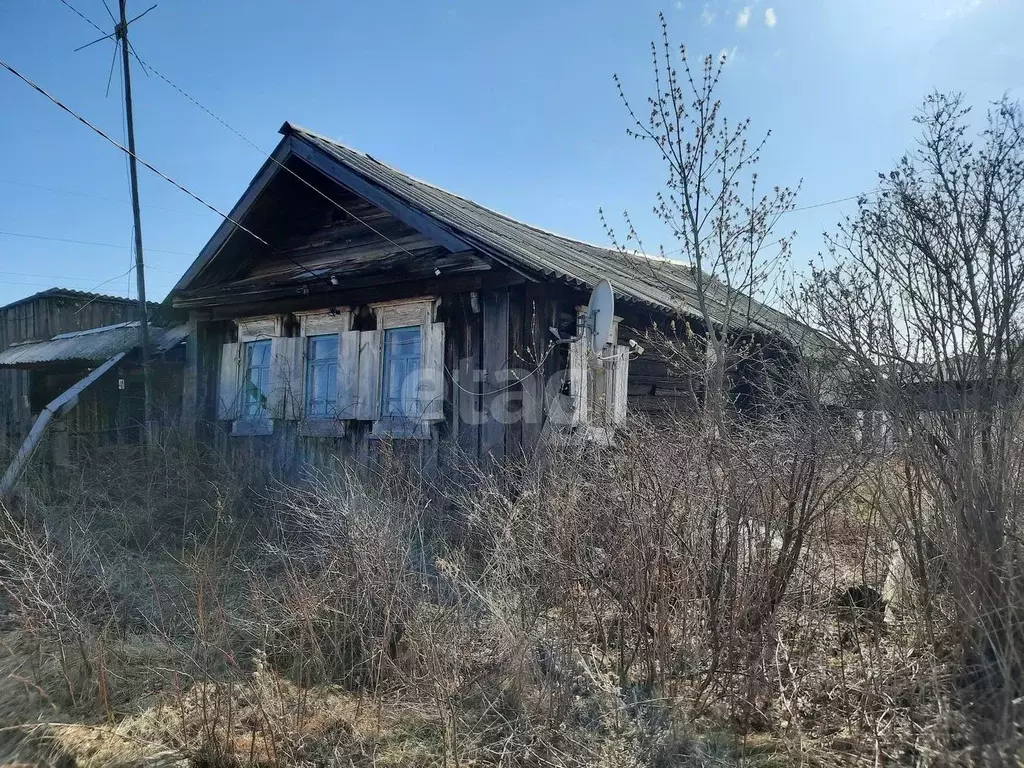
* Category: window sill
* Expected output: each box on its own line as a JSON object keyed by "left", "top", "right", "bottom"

{"left": 370, "top": 419, "right": 433, "bottom": 440}
{"left": 299, "top": 419, "right": 347, "bottom": 438}
{"left": 231, "top": 419, "right": 273, "bottom": 436}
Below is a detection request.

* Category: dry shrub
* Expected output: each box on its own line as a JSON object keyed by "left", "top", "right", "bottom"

{"left": 1, "top": 410, "right": 1019, "bottom": 767}
{"left": 245, "top": 464, "right": 425, "bottom": 689}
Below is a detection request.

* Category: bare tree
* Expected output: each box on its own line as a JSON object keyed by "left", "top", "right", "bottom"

{"left": 602, "top": 18, "right": 871, "bottom": 726}
{"left": 606, "top": 12, "right": 799, "bottom": 413}
{"left": 802, "top": 92, "right": 1024, "bottom": 741}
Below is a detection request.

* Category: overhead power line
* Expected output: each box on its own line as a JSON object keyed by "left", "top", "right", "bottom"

{"left": 786, "top": 190, "right": 880, "bottom": 213}
{"left": 131, "top": 36, "right": 886, "bottom": 251}
{"left": 118, "top": 49, "right": 435, "bottom": 263}
{"left": 54, "top": 0, "right": 424, "bottom": 272}
{"left": 0, "top": 229, "right": 192, "bottom": 256}
{"left": 0, "top": 266, "right": 175, "bottom": 283}
{"left": 0, "top": 178, "right": 208, "bottom": 216}
{"left": 51, "top": 0, "right": 886, "bottom": 288}
{"left": 0, "top": 58, "right": 268, "bottom": 247}
{"left": 56, "top": 0, "right": 106, "bottom": 35}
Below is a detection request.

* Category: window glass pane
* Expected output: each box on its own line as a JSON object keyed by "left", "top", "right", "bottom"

{"left": 306, "top": 334, "right": 339, "bottom": 418}
{"left": 242, "top": 339, "right": 271, "bottom": 420}
{"left": 382, "top": 326, "right": 421, "bottom": 420}
{"left": 309, "top": 335, "right": 338, "bottom": 362}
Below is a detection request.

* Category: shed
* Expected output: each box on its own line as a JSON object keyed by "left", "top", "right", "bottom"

{"left": 0, "top": 288, "right": 172, "bottom": 449}
{"left": 0, "top": 288, "right": 186, "bottom": 470}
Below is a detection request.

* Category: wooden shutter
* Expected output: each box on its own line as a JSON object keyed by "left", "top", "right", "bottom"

{"left": 609, "top": 345, "right": 630, "bottom": 426}
{"left": 268, "top": 337, "right": 299, "bottom": 420}
{"left": 420, "top": 321, "right": 446, "bottom": 422}
{"left": 337, "top": 330, "right": 361, "bottom": 419}
{"left": 354, "top": 329, "right": 383, "bottom": 421}
{"left": 267, "top": 336, "right": 304, "bottom": 420}
{"left": 569, "top": 338, "right": 588, "bottom": 426}
{"left": 216, "top": 342, "right": 241, "bottom": 420}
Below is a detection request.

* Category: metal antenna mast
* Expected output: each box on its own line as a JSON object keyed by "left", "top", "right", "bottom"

{"left": 76, "top": 0, "right": 159, "bottom": 442}
{"left": 117, "top": 0, "right": 154, "bottom": 443}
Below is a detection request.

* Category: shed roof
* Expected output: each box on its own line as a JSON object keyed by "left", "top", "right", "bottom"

{"left": 0, "top": 321, "right": 188, "bottom": 368}
{"left": 0, "top": 287, "right": 158, "bottom": 313}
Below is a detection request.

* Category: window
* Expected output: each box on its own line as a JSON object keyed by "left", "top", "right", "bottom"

{"left": 242, "top": 339, "right": 272, "bottom": 420}
{"left": 306, "top": 334, "right": 339, "bottom": 418}
{"left": 381, "top": 326, "right": 422, "bottom": 421}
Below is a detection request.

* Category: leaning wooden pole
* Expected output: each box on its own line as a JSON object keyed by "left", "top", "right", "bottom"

{"left": 0, "top": 354, "right": 127, "bottom": 502}
{"left": 117, "top": 0, "right": 154, "bottom": 444}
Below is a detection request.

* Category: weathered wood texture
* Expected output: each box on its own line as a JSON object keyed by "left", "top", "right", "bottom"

{"left": 175, "top": 159, "right": 491, "bottom": 310}
{"left": 480, "top": 289, "right": 509, "bottom": 464}
{"left": 0, "top": 293, "right": 149, "bottom": 451}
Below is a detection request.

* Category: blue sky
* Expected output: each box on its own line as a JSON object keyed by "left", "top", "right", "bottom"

{"left": 0, "top": 0, "right": 1021, "bottom": 307}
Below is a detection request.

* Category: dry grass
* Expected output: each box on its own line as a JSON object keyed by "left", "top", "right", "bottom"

{"left": 0, "top": 419, "right": 1021, "bottom": 767}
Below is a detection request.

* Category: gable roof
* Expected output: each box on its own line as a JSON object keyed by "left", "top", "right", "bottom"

{"left": 173, "top": 123, "right": 825, "bottom": 351}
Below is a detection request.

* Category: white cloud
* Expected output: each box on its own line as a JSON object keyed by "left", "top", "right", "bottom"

{"left": 675, "top": 0, "right": 683, "bottom": 9}
{"left": 765, "top": 7, "right": 777, "bottom": 27}
{"left": 701, "top": 3, "right": 715, "bottom": 24}
{"left": 736, "top": 6, "right": 751, "bottom": 28}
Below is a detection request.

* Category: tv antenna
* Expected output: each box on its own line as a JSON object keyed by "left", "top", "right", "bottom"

{"left": 75, "top": 0, "right": 158, "bottom": 445}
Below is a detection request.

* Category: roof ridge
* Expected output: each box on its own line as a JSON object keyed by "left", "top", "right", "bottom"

{"left": 263, "top": 123, "right": 826, "bottom": 351}
{"left": 0, "top": 286, "right": 160, "bottom": 312}
{"left": 285, "top": 123, "right": 657, "bottom": 260}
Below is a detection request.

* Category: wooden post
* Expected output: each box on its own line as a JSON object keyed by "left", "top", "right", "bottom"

{"left": 117, "top": 0, "right": 154, "bottom": 445}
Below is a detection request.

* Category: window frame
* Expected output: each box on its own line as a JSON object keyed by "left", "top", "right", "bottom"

{"left": 369, "top": 298, "right": 438, "bottom": 440}
{"left": 380, "top": 325, "right": 423, "bottom": 424}
{"left": 296, "top": 309, "right": 351, "bottom": 437}
{"left": 227, "top": 316, "right": 284, "bottom": 437}
{"left": 240, "top": 337, "right": 273, "bottom": 422}
{"left": 304, "top": 333, "right": 340, "bottom": 419}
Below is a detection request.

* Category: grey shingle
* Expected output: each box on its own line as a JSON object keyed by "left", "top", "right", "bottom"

{"left": 286, "top": 124, "right": 824, "bottom": 352}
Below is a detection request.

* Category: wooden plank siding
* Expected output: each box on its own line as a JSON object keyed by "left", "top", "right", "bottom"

{"left": 175, "top": 164, "right": 568, "bottom": 474}
{"left": 0, "top": 293, "right": 152, "bottom": 454}
{"left": 480, "top": 289, "right": 509, "bottom": 465}
{"left": 174, "top": 159, "right": 490, "bottom": 310}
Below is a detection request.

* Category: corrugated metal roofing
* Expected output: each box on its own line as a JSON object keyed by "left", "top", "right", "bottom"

{"left": 0, "top": 287, "right": 159, "bottom": 312}
{"left": 284, "top": 124, "right": 826, "bottom": 351}
{"left": 0, "top": 322, "right": 188, "bottom": 367}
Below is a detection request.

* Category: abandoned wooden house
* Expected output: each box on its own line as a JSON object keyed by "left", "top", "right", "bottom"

{"left": 169, "top": 123, "right": 823, "bottom": 471}
{"left": 0, "top": 288, "right": 187, "bottom": 466}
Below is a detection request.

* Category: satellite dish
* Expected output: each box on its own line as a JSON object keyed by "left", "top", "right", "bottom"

{"left": 586, "top": 279, "right": 615, "bottom": 352}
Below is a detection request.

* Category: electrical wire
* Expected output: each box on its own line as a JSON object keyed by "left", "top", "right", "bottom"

{"left": 54, "top": 1, "right": 332, "bottom": 288}
{"left": 0, "top": 230, "right": 191, "bottom": 256}
{"left": 0, "top": 58, "right": 268, "bottom": 247}
{"left": 136, "top": 46, "right": 882, "bottom": 262}
{"left": 0, "top": 178, "right": 205, "bottom": 215}
{"left": 52, "top": 0, "right": 887, "bottom": 297}
{"left": 119, "top": 47, "right": 440, "bottom": 263}
{"left": 56, "top": 0, "right": 106, "bottom": 35}
{"left": 0, "top": 267, "right": 171, "bottom": 282}
{"left": 787, "top": 189, "right": 880, "bottom": 213}
{"left": 445, "top": 343, "right": 560, "bottom": 397}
